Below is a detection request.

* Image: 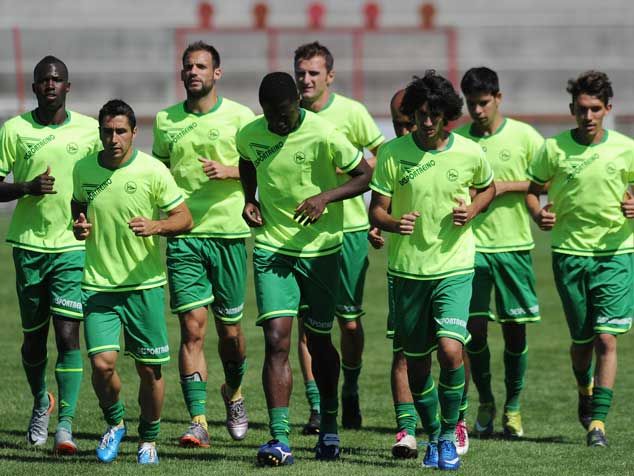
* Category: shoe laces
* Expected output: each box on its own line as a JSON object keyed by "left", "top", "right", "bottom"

{"left": 395, "top": 430, "right": 408, "bottom": 442}
{"left": 229, "top": 399, "right": 246, "bottom": 420}
{"left": 138, "top": 443, "right": 156, "bottom": 460}
{"left": 456, "top": 422, "right": 467, "bottom": 446}
{"left": 98, "top": 427, "right": 118, "bottom": 449}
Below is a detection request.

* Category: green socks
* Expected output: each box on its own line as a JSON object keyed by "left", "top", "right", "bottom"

{"left": 412, "top": 374, "right": 440, "bottom": 442}
{"left": 342, "top": 363, "right": 361, "bottom": 397}
{"left": 504, "top": 346, "right": 528, "bottom": 412}
{"left": 320, "top": 396, "right": 339, "bottom": 434}
{"left": 102, "top": 400, "right": 125, "bottom": 427}
{"left": 573, "top": 364, "right": 593, "bottom": 388}
{"left": 223, "top": 359, "right": 247, "bottom": 391}
{"left": 55, "top": 349, "right": 83, "bottom": 430}
{"left": 23, "top": 354, "right": 49, "bottom": 409}
{"left": 268, "top": 407, "right": 290, "bottom": 445}
{"left": 139, "top": 418, "right": 160, "bottom": 442}
{"left": 466, "top": 343, "right": 494, "bottom": 403}
{"left": 438, "top": 365, "right": 465, "bottom": 442}
{"left": 305, "top": 380, "right": 321, "bottom": 412}
{"left": 181, "top": 376, "right": 207, "bottom": 419}
{"left": 458, "top": 387, "right": 469, "bottom": 421}
{"left": 591, "top": 386, "right": 613, "bottom": 423}
{"left": 394, "top": 402, "right": 417, "bottom": 436}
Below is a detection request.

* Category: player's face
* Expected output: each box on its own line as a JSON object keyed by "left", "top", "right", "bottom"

{"left": 295, "top": 56, "right": 334, "bottom": 103}
{"left": 570, "top": 93, "right": 611, "bottom": 137}
{"left": 99, "top": 115, "right": 137, "bottom": 160}
{"left": 32, "top": 63, "right": 70, "bottom": 109}
{"left": 262, "top": 98, "right": 301, "bottom": 136}
{"left": 181, "top": 50, "right": 222, "bottom": 98}
{"left": 465, "top": 92, "right": 501, "bottom": 128}
{"left": 392, "top": 111, "right": 416, "bottom": 138}
{"left": 414, "top": 102, "right": 444, "bottom": 141}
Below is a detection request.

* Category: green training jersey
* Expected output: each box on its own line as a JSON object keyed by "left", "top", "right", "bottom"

{"left": 454, "top": 118, "right": 543, "bottom": 252}
{"left": 237, "top": 109, "right": 362, "bottom": 258}
{"left": 0, "top": 110, "right": 100, "bottom": 252}
{"left": 527, "top": 129, "right": 634, "bottom": 256}
{"left": 153, "top": 97, "right": 255, "bottom": 239}
{"left": 73, "top": 150, "right": 184, "bottom": 291}
{"left": 316, "top": 93, "right": 385, "bottom": 232}
{"left": 370, "top": 132, "right": 493, "bottom": 280}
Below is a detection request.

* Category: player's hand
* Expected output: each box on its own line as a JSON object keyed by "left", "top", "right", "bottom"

{"left": 72, "top": 212, "right": 92, "bottom": 240}
{"left": 243, "top": 201, "right": 263, "bottom": 227}
{"left": 535, "top": 202, "right": 556, "bottom": 230}
{"left": 27, "top": 165, "right": 56, "bottom": 195}
{"left": 368, "top": 227, "right": 385, "bottom": 249}
{"left": 294, "top": 194, "right": 329, "bottom": 225}
{"left": 621, "top": 191, "right": 634, "bottom": 219}
{"left": 128, "top": 216, "right": 160, "bottom": 236}
{"left": 452, "top": 197, "right": 471, "bottom": 226}
{"left": 397, "top": 211, "right": 420, "bottom": 235}
{"left": 198, "top": 157, "right": 232, "bottom": 180}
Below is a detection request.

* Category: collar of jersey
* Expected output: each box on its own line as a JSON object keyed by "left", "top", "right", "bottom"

{"left": 468, "top": 117, "right": 507, "bottom": 139}
{"left": 569, "top": 128, "right": 609, "bottom": 148}
{"left": 182, "top": 96, "right": 223, "bottom": 116}
{"left": 318, "top": 92, "right": 336, "bottom": 112}
{"left": 411, "top": 131, "right": 455, "bottom": 155}
{"left": 97, "top": 149, "right": 139, "bottom": 170}
{"left": 29, "top": 110, "right": 71, "bottom": 129}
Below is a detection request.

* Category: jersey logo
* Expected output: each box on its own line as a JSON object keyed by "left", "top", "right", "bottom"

{"left": 18, "top": 134, "right": 55, "bottom": 160}
{"left": 294, "top": 151, "right": 306, "bottom": 164}
{"left": 566, "top": 153, "right": 599, "bottom": 181}
{"left": 83, "top": 178, "right": 112, "bottom": 202}
{"left": 124, "top": 181, "right": 137, "bottom": 194}
{"left": 208, "top": 128, "right": 220, "bottom": 140}
{"left": 165, "top": 123, "right": 198, "bottom": 152}
{"left": 446, "top": 168, "right": 459, "bottom": 182}
{"left": 250, "top": 141, "right": 283, "bottom": 167}
{"left": 66, "top": 142, "right": 79, "bottom": 154}
{"left": 398, "top": 159, "right": 436, "bottom": 186}
{"left": 605, "top": 162, "right": 617, "bottom": 175}
{"left": 499, "top": 149, "right": 511, "bottom": 161}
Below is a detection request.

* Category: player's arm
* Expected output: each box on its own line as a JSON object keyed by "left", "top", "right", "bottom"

{"left": 526, "top": 181, "right": 556, "bottom": 230}
{"left": 71, "top": 199, "right": 91, "bottom": 240}
{"left": 494, "top": 180, "right": 530, "bottom": 197}
{"left": 199, "top": 157, "right": 240, "bottom": 180}
{"left": 369, "top": 191, "right": 419, "bottom": 235}
{"left": 128, "top": 202, "right": 193, "bottom": 237}
{"left": 621, "top": 186, "right": 634, "bottom": 219}
{"left": 0, "top": 166, "right": 56, "bottom": 202}
{"left": 239, "top": 157, "right": 263, "bottom": 227}
{"left": 453, "top": 182, "right": 496, "bottom": 226}
{"left": 294, "top": 159, "right": 372, "bottom": 225}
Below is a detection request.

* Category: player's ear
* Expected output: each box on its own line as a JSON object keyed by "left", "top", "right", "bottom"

{"left": 495, "top": 91, "right": 502, "bottom": 104}
{"left": 213, "top": 67, "right": 223, "bottom": 81}
{"left": 568, "top": 103, "right": 574, "bottom": 116}
{"left": 326, "top": 69, "right": 335, "bottom": 86}
{"left": 65, "top": 81, "right": 71, "bottom": 93}
{"left": 132, "top": 126, "right": 138, "bottom": 138}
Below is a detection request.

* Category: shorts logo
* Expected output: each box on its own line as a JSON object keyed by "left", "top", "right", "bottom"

{"left": 124, "top": 181, "right": 137, "bottom": 194}
{"left": 436, "top": 317, "right": 466, "bottom": 328}
{"left": 507, "top": 305, "right": 539, "bottom": 316}
{"left": 137, "top": 345, "right": 169, "bottom": 356}
{"left": 208, "top": 129, "right": 220, "bottom": 140}
{"left": 294, "top": 151, "right": 306, "bottom": 164}
{"left": 446, "top": 169, "right": 459, "bottom": 182}
{"left": 605, "top": 162, "right": 617, "bottom": 175}
{"left": 53, "top": 296, "right": 82, "bottom": 311}
{"left": 213, "top": 303, "right": 244, "bottom": 316}
{"left": 499, "top": 149, "right": 511, "bottom": 161}
{"left": 66, "top": 142, "right": 79, "bottom": 154}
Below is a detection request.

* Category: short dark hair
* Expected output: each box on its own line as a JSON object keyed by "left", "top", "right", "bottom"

{"left": 259, "top": 72, "right": 299, "bottom": 106}
{"left": 401, "top": 70, "right": 463, "bottom": 124}
{"left": 182, "top": 41, "right": 220, "bottom": 69}
{"left": 33, "top": 55, "right": 68, "bottom": 81}
{"left": 460, "top": 67, "right": 500, "bottom": 96}
{"left": 567, "top": 70, "right": 613, "bottom": 106}
{"left": 294, "top": 41, "right": 334, "bottom": 72}
{"left": 98, "top": 99, "right": 136, "bottom": 129}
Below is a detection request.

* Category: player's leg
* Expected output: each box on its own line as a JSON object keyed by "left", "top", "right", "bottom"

{"left": 14, "top": 249, "right": 55, "bottom": 446}
{"left": 254, "top": 249, "right": 299, "bottom": 466}
{"left": 136, "top": 363, "right": 164, "bottom": 465}
{"left": 50, "top": 250, "right": 85, "bottom": 454}
{"left": 500, "top": 323, "right": 526, "bottom": 438}
{"left": 466, "top": 252, "right": 495, "bottom": 437}
{"left": 336, "top": 231, "right": 369, "bottom": 429}
{"left": 210, "top": 239, "right": 249, "bottom": 440}
{"left": 297, "top": 315, "right": 321, "bottom": 434}
{"left": 166, "top": 238, "right": 213, "bottom": 446}
{"left": 456, "top": 352, "right": 470, "bottom": 455}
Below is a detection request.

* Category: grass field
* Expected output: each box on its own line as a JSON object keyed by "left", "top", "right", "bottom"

{"left": 0, "top": 213, "right": 631, "bottom": 476}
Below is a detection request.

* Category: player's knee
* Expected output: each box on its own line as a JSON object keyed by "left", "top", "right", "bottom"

{"left": 437, "top": 339, "right": 464, "bottom": 369}
{"left": 340, "top": 318, "right": 361, "bottom": 334}
{"left": 594, "top": 334, "right": 617, "bottom": 355}
{"left": 21, "top": 332, "right": 47, "bottom": 361}
{"left": 91, "top": 354, "right": 116, "bottom": 376}
{"left": 54, "top": 319, "right": 80, "bottom": 352}
{"left": 305, "top": 331, "right": 332, "bottom": 355}
{"left": 136, "top": 363, "right": 162, "bottom": 382}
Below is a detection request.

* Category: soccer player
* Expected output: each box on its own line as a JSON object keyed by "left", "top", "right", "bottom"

{"left": 526, "top": 71, "right": 634, "bottom": 447}
{"left": 0, "top": 56, "right": 100, "bottom": 455}
{"left": 294, "top": 41, "right": 385, "bottom": 432}
{"left": 454, "top": 67, "right": 544, "bottom": 439}
{"left": 152, "top": 41, "right": 255, "bottom": 447}
{"left": 237, "top": 72, "right": 372, "bottom": 465}
{"left": 72, "top": 100, "right": 192, "bottom": 464}
{"left": 369, "top": 71, "right": 495, "bottom": 470}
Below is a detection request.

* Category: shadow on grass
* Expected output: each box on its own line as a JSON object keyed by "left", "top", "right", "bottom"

{"left": 474, "top": 432, "right": 574, "bottom": 444}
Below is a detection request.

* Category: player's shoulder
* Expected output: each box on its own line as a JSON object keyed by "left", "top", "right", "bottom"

{"left": 504, "top": 118, "right": 542, "bottom": 139}
{"left": 451, "top": 131, "right": 483, "bottom": 154}
{"left": 606, "top": 129, "right": 634, "bottom": 148}
{"left": 331, "top": 93, "right": 371, "bottom": 116}
{"left": 219, "top": 97, "right": 255, "bottom": 117}
{"left": 1, "top": 111, "right": 35, "bottom": 133}
{"left": 237, "top": 114, "right": 266, "bottom": 136}
{"left": 305, "top": 109, "right": 338, "bottom": 131}
{"left": 74, "top": 150, "right": 99, "bottom": 172}
{"left": 452, "top": 122, "right": 472, "bottom": 138}
{"left": 68, "top": 110, "right": 99, "bottom": 128}
{"left": 155, "top": 101, "right": 185, "bottom": 124}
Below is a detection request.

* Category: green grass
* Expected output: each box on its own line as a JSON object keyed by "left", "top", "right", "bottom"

{"left": 0, "top": 212, "right": 631, "bottom": 475}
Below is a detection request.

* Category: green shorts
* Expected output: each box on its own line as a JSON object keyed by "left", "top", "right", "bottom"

{"left": 336, "top": 230, "right": 369, "bottom": 320}
{"left": 166, "top": 237, "right": 246, "bottom": 323}
{"left": 469, "top": 251, "right": 540, "bottom": 324}
{"left": 391, "top": 273, "right": 473, "bottom": 358}
{"left": 83, "top": 286, "right": 170, "bottom": 364}
{"left": 552, "top": 252, "right": 633, "bottom": 344}
{"left": 253, "top": 248, "right": 340, "bottom": 334}
{"left": 13, "top": 248, "right": 84, "bottom": 333}
{"left": 386, "top": 274, "right": 396, "bottom": 339}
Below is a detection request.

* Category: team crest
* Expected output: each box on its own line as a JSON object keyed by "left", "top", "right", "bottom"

{"left": 499, "top": 149, "right": 511, "bottom": 161}
{"left": 605, "top": 162, "right": 616, "bottom": 175}
{"left": 124, "top": 181, "right": 138, "bottom": 194}
{"left": 294, "top": 152, "right": 306, "bottom": 164}
{"left": 208, "top": 129, "right": 220, "bottom": 140}
{"left": 446, "top": 169, "right": 459, "bottom": 182}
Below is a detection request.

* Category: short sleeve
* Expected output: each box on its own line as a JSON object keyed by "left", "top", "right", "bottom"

{"left": 369, "top": 146, "right": 395, "bottom": 197}
{"left": 350, "top": 103, "right": 385, "bottom": 151}
{"left": 238, "top": 107, "right": 256, "bottom": 130}
{"left": 328, "top": 129, "right": 362, "bottom": 173}
{"left": 524, "top": 126, "right": 545, "bottom": 166}
{"left": 154, "top": 164, "right": 184, "bottom": 212}
{"left": 0, "top": 125, "right": 15, "bottom": 177}
{"left": 235, "top": 128, "right": 252, "bottom": 161}
{"left": 527, "top": 141, "right": 555, "bottom": 185}
{"left": 472, "top": 150, "right": 494, "bottom": 189}
{"left": 72, "top": 162, "right": 86, "bottom": 203}
{"left": 151, "top": 115, "right": 171, "bottom": 165}
{"left": 628, "top": 150, "right": 634, "bottom": 184}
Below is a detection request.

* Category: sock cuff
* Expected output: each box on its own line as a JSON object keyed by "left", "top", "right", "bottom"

{"left": 504, "top": 346, "right": 528, "bottom": 357}
{"left": 593, "top": 386, "right": 614, "bottom": 398}
{"left": 466, "top": 342, "right": 489, "bottom": 354}
{"left": 440, "top": 365, "right": 465, "bottom": 388}
{"left": 342, "top": 362, "right": 362, "bottom": 371}
{"left": 23, "top": 356, "right": 48, "bottom": 367}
